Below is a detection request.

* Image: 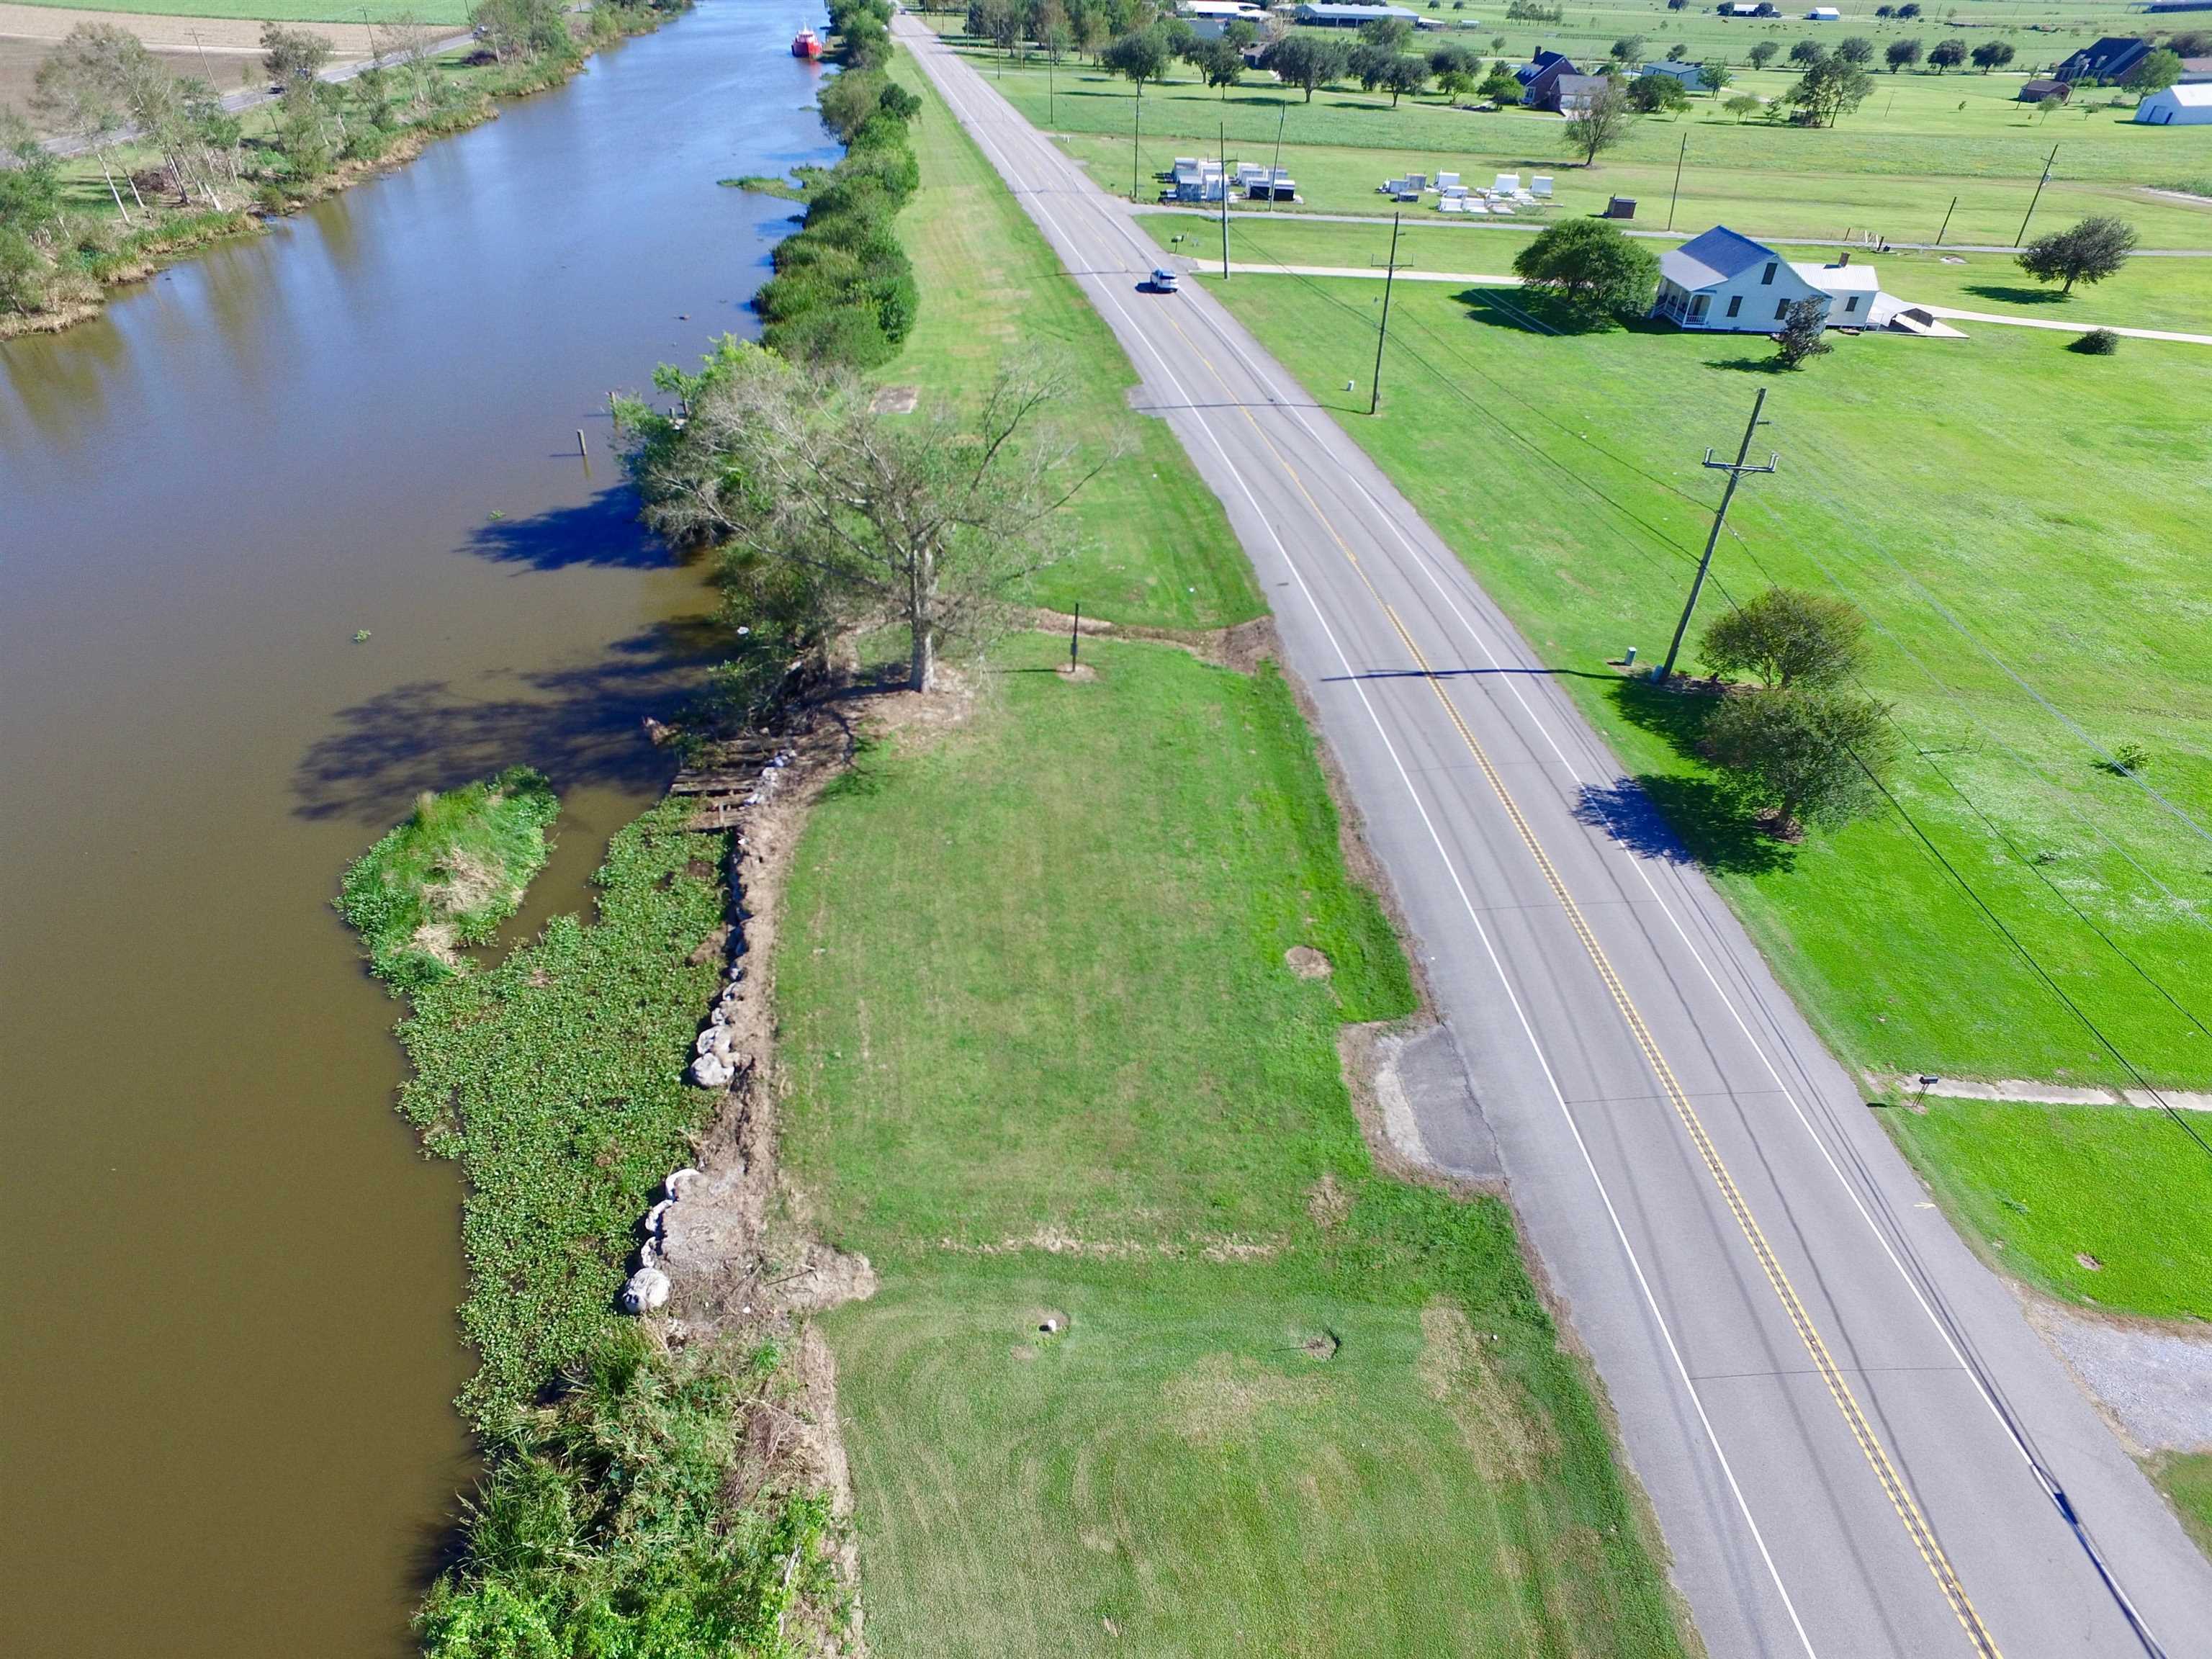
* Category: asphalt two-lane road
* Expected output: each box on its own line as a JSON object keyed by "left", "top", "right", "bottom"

{"left": 894, "top": 16, "right": 2212, "bottom": 1658}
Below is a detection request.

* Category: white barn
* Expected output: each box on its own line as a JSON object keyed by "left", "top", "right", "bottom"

{"left": 2136, "top": 84, "right": 2212, "bottom": 125}
{"left": 1652, "top": 226, "right": 1888, "bottom": 332}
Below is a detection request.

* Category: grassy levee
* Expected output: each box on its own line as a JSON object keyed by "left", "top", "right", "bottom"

{"left": 884, "top": 50, "right": 1262, "bottom": 631}
{"left": 777, "top": 58, "right": 1694, "bottom": 1657}
{"left": 7, "top": 0, "right": 469, "bottom": 21}
{"left": 1170, "top": 248, "right": 2212, "bottom": 1318}
{"left": 928, "top": 30, "right": 2212, "bottom": 251}
{"left": 786, "top": 637, "right": 1689, "bottom": 1657}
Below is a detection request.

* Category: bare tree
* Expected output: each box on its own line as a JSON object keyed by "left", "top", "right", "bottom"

{"left": 32, "top": 25, "right": 143, "bottom": 221}
{"left": 629, "top": 343, "right": 1109, "bottom": 691}
{"left": 1563, "top": 76, "right": 1635, "bottom": 165}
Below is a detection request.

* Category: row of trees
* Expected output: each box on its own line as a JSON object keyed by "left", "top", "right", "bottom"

{"left": 754, "top": 22, "right": 922, "bottom": 369}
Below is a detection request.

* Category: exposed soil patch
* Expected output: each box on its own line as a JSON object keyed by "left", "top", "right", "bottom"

{"left": 1028, "top": 609, "right": 1284, "bottom": 677}
{"left": 1299, "top": 1329, "right": 1341, "bottom": 1360}
{"left": 1418, "top": 1299, "right": 1557, "bottom": 1484}
{"left": 1163, "top": 1352, "right": 1331, "bottom": 1445}
{"left": 1285, "top": 944, "right": 1333, "bottom": 979}
{"left": 868, "top": 384, "right": 920, "bottom": 414}
{"left": 1305, "top": 1170, "right": 1351, "bottom": 1230}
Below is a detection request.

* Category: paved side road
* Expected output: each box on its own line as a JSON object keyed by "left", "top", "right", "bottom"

{"left": 896, "top": 14, "right": 2212, "bottom": 1659}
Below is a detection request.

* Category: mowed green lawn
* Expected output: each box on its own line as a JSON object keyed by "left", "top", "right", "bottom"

{"left": 1887, "top": 1099, "right": 2212, "bottom": 1319}
{"left": 6, "top": 0, "right": 469, "bottom": 22}
{"left": 935, "top": 27, "right": 2212, "bottom": 250}
{"left": 884, "top": 50, "right": 1262, "bottom": 630}
{"left": 786, "top": 636, "right": 1689, "bottom": 1657}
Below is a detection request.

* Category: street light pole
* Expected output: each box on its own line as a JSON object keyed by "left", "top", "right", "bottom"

{"left": 1220, "top": 119, "right": 1230, "bottom": 279}
{"left": 1658, "top": 388, "right": 1778, "bottom": 682}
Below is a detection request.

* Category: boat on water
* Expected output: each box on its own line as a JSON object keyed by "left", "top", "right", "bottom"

{"left": 791, "top": 26, "right": 822, "bottom": 59}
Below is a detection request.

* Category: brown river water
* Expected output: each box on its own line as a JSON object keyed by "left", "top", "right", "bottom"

{"left": 0, "top": 8, "right": 832, "bottom": 1651}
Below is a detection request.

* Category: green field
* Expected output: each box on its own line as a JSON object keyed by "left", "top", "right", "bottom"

{"left": 927, "top": 20, "right": 2212, "bottom": 251}
{"left": 884, "top": 48, "right": 1262, "bottom": 630}
{"left": 771, "top": 55, "right": 1693, "bottom": 1655}
{"left": 1887, "top": 1099, "right": 2212, "bottom": 1319}
{"left": 6, "top": 0, "right": 469, "bottom": 22}
{"left": 788, "top": 637, "right": 1688, "bottom": 1658}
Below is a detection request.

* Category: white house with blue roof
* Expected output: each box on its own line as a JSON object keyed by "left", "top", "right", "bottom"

{"left": 1652, "top": 225, "right": 1889, "bottom": 332}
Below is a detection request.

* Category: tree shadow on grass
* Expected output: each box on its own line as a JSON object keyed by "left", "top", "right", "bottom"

{"left": 467, "top": 487, "right": 678, "bottom": 572}
{"left": 1704, "top": 353, "right": 1792, "bottom": 374}
{"left": 1963, "top": 283, "right": 2070, "bottom": 307}
{"left": 292, "top": 617, "right": 728, "bottom": 825}
{"left": 1581, "top": 678, "right": 1798, "bottom": 877}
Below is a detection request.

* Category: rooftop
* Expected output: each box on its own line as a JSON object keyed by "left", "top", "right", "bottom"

{"left": 1660, "top": 225, "right": 1779, "bottom": 289}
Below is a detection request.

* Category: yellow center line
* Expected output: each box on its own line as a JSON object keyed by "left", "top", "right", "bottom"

{"left": 1153, "top": 307, "right": 2001, "bottom": 1658}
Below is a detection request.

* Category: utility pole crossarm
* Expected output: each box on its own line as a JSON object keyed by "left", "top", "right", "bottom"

{"left": 1658, "top": 388, "right": 1778, "bottom": 683}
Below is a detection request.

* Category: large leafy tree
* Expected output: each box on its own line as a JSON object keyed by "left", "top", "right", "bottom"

{"left": 625, "top": 342, "right": 1103, "bottom": 693}
{"left": 1265, "top": 34, "right": 1352, "bottom": 101}
{"left": 1885, "top": 37, "right": 1922, "bottom": 72}
{"left": 1785, "top": 55, "right": 1871, "bottom": 125}
{"left": 1511, "top": 217, "right": 1659, "bottom": 324}
{"left": 2124, "top": 48, "right": 2183, "bottom": 97}
{"left": 1101, "top": 27, "right": 1169, "bottom": 89}
{"left": 2018, "top": 215, "right": 2139, "bottom": 293}
{"left": 1703, "top": 685, "right": 1897, "bottom": 835}
{"left": 1969, "top": 39, "right": 2015, "bottom": 73}
{"left": 1928, "top": 37, "right": 1965, "bottom": 71}
{"left": 1701, "top": 588, "right": 1869, "bottom": 688}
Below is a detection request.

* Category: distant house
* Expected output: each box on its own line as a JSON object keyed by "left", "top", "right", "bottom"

{"left": 1652, "top": 225, "right": 1888, "bottom": 332}
{"left": 2136, "top": 82, "right": 2212, "bottom": 122}
{"left": 1519, "top": 50, "right": 1590, "bottom": 109}
{"left": 1178, "top": 1, "right": 1269, "bottom": 39}
{"left": 1516, "top": 48, "right": 1575, "bottom": 85}
{"left": 1551, "top": 73, "right": 1611, "bottom": 112}
{"left": 2181, "top": 57, "right": 2212, "bottom": 83}
{"left": 1805, "top": 6, "right": 1840, "bottom": 18}
{"left": 2018, "top": 77, "right": 2069, "bottom": 102}
{"left": 1292, "top": 3, "right": 1421, "bottom": 27}
{"left": 2054, "top": 36, "right": 2152, "bottom": 84}
{"left": 1717, "top": 2, "right": 1779, "bottom": 17}
{"left": 1640, "top": 59, "right": 1709, "bottom": 89}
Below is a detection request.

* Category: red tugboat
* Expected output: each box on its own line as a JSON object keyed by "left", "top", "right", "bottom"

{"left": 791, "top": 25, "right": 823, "bottom": 59}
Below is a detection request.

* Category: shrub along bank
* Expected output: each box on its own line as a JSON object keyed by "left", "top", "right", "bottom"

{"left": 755, "top": 2, "right": 922, "bottom": 368}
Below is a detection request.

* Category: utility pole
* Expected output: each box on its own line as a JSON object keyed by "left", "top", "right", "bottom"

{"left": 1665, "top": 130, "right": 1687, "bottom": 231}
{"left": 1368, "top": 212, "right": 1401, "bottom": 417}
{"left": 1071, "top": 601, "right": 1081, "bottom": 670}
{"left": 1934, "top": 194, "right": 1957, "bottom": 246}
{"left": 1048, "top": 51, "right": 1055, "bottom": 126}
{"left": 1658, "top": 389, "right": 1777, "bottom": 682}
{"left": 2016, "top": 143, "right": 2058, "bottom": 247}
{"left": 1220, "top": 120, "right": 1231, "bottom": 279}
{"left": 1268, "top": 102, "right": 1286, "bottom": 212}
{"left": 188, "top": 27, "right": 215, "bottom": 83}
{"left": 1131, "top": 81, "right": 1142, "bottom": 202}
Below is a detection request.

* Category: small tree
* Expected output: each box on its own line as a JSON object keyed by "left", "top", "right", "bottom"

{"left": 1786, "top": 56, "right": 1871, "bottom": 125}
{"left": 1610, "top": 33, "right": 1647, "bottom": 63}
{"left": 1034, "top": 0, "right": 1072, "bottom": 61}
{"left": 1725, "top": 92, "right": 1761, "bottom": 120}
{"left": 1701, "top": 588, "right": 1868, "bottom": 688}
{"left": 1748, "top": 40, "right": 1779, "bottom": 69}
{"left": 1897, "top": 2, "right": 1921, "bottom": 16}
{"left": 1789, "top": 37, "right": 1827, "bottom": 68}
{"left": 2071, "top": 327, "right": 2120, "bottom": 355}
{"left": 1700, "top": 60, "right": 1733, "bottom": 96}
{"left": 1265, "top": 35, "right": 1351, "bottom": 102}
{"left": 2123, "top": 48, "right": 2183, "bottom": 99}
{"left": 1563, "top": 74, "right": 1636, "bottom": 163}
{"left": 1885, "top": 37, "right": 1923, "bottom": 73}
{"left": 1100, "top": 28, "right": 1168, "bottom": 89}
{"left": 1194, "top": 37, "right": 1244, "bottom": 94}
{"left": 30, "top": 24, "right": 142, "bottom": 222}
{"left": 261, "top": 23, "right": 335, "bottom": 91}
{"left": 1969, "top": 40, "right": 2015, "bottom": 73}
{"left": 1381, "top": 53, "right": 1431, "bottom": 104}
{"left": 2018, "top": 215, "right": 2138, "bottom": 292}
{"left": 1359, "top": 14, "right": 1415, "bottom": 50}
{"left": 1629, "top": 71, "right": 1690, "bottom": 114}
{"left": 1511, "top": 216, "right": 1660, "bottom": 323}
{"left": 1667, "top": 42, "right": 1688, "bottom": 61}
{"left": 1773, "top": 296, "right": 1833, "bottom": 367}
{"left": 1704, "top": 685, "right": 1897, "bottom": 835}
{"left": 1479, "top": 58, "right": 1525, "bottom": 102}
{"left": 1928, "top": 37, "right": 1965, "bottom": 71}
{"left": 1429, "top": 41, "right": 1481, "bottom": 96}
{"left": 1838, "top": 35, "right": 1875, "bottom": 66}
